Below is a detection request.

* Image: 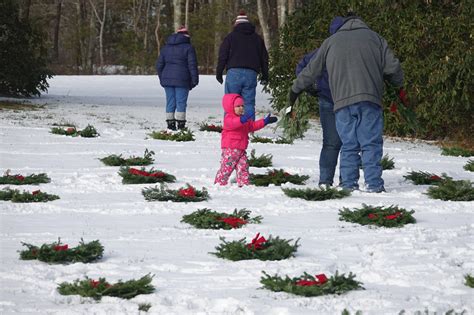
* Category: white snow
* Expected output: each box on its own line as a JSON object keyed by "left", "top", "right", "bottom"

{"left": 0, "top": 75, "right": 473, "bottom": 315}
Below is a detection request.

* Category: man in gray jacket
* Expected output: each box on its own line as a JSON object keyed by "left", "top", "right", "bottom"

{"left": 288, "top": 14, "right": 405, "bottom": 192}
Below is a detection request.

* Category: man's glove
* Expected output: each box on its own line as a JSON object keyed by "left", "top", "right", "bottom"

{"left": 285, "top": 89, "right": 300, "bottom": 118}
{"left": 264, "top": 113, "right": 278, "bottom": 125}
{"left": 216, "top": 74, "right": 223, "bottom": 84}
{"left": 240, "top": 113, "right": 253, "bottom": 124}
{"left": 398, "top": 88, "right": 409, "bottom": 106}
{"left": 260, "top": 75, "right": 269, "bottom": 86}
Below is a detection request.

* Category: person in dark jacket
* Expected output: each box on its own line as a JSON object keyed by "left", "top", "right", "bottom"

{"left": 156, "top": 26, "right": 199, "bottom": 130}
{"left": 295, "top": 17, "right": 344, "bottom": 188}
{"left": 216, "top": 10, "right": 269, "bottom": 120}
{"left": 289, "top": 14, "right": 405, "bottom": 193}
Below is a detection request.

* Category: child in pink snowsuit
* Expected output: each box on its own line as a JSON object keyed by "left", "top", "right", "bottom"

{"left": 215, "top": 93, "right": 277, "bottom": 186}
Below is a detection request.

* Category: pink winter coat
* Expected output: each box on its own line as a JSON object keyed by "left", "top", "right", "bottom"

{"left": 221, "top": 93, "right": 265, "bottom": 150}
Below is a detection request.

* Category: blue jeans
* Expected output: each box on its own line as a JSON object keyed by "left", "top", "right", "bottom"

{"left": 319, "top": 98, "right": 342, "bottom": 185}
{"left": 335, "top": 101, "right": 384, "bottom": 191}
{"left": 225, "top": 68, "right": 257, "bottom": 120}
{"left": 164, "top": 87, "right": 189, "bottom": 120}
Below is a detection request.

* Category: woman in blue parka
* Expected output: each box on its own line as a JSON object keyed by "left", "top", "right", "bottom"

{"left": 156, "top": 26, "right": 199, "bottom": 130}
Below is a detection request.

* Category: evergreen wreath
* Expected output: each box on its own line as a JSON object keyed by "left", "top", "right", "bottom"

{"left": 426, "top": 178, "right": 474, "bottom": 201}
{"left": 260, "top": 271, "right": 363, "bottom": 297}
{"left": 199, "top": 122, "right": 222, "bottom": 133}
{"left": 19, "top": 238, "right": 103, "bottom": 263}
{"left": 181, "top": 208, "right": 262, "bottom": 229}
{"left": 282, "top": 186, "right": 351, "bottom": 201}
{"left": 338, "top": 204, "right": 416, "bottom": 228}
{"left": 464, "top": 160, "right": 474, "bottom": 172}
{"left": 441, "top": 146, "right": 474, "bottom": 157}
{"left": 51, "top": 124, "right": 99, "bottom": 137}
{"left": 118, "top": 166, "right": 176, "bottom": 184}
{"left": 251, "top": 135, "right": 293, "bottom": 144}
{"left": 403, "top": 171, "right": 451, "bottom": 185}
{"left": 250, "top": 169, "right": 309, "bottom": 186}
{"left": 465, "top": 274, "right": 474, "bottom": 288}
{"left": 278, "top": 98, "right": 311, "bottom": 140}
{"left": 0, "top": 188, "right": 59, "bottom": 202}
{"left": 142, "top": 183, "right": 209, "bottom": 202}
{"left": 0, "top": 171, "right": 50, "bottom": 185}
{"left": 100, "top": 149, "right": 155, "bottom": 166}
{"left": 211, "top": 233, "right": 299, "bottom": 261}
{"left": 248, "top": 149, "right": 273, "bottom": 168}
{"left": 148, "top": 128, "right": 195, "bottom": 142}
{"left": 57, "top": 274, "right": 154, "bottom": 300}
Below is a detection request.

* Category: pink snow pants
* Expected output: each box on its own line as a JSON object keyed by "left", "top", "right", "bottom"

{"left": 214, "top": 148, "right": 249, "bottom": 186}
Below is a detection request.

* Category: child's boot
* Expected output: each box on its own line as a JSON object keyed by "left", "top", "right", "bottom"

{"left": 177, "top": 120, "right": 186, "bottom": 130}
{"left": 166, "top": 119, "right": 177, "bottom": 131}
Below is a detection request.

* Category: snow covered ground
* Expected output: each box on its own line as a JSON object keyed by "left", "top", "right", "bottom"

{"left": 0, "top": 75, "right": 472, "bottom": 315}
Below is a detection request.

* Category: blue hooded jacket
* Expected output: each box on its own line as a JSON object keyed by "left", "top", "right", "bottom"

{"left": 295, "top": 17, "right": 344, "bottom": 103}
{"left": 156, "top": 33, "right": 199, "bottom": 89}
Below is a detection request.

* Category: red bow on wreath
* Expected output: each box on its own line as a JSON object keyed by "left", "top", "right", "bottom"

{"left": 32, "top": 190, "right": 41, "bottom": 195}
{"left": 129, "top": 168, "right": 166, "bottom": 178}
{"left": 385, "top": 212, "right": 402, "bottom": 220}
{"left": 247, "top": 233, "right": 267, "bottom": 250}
{"left": 14, "top": 175, "right": 25, "bottom": 181}
{"left": 218, "top": 217, "right": 248, "bottom": 228}
{"left": 295, "top": 274, "right": 328, "bottom": 286}
{"left": 368, "top": 213, "right": 378, "bottom": 219}
{"left": 54, "top": 244, "right": 69, "bottom": 251}
{"left": 178, "top": 186, "right": 196, "bottom": 197}
{"left": 429, "top": 175, "right": 441, "bottom": 181}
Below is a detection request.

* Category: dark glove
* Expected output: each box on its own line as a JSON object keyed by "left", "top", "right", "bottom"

{"left": 264, "top": 113, "right": 278, "bottom": 125}
{"left": 216, "top": 74, "right": 223, "bottom": 84}
{"left": 398, "top": 88, "right": 409, "bottom": 106}
{"left": 305, "top": 83, "right": 319, "bottom": 97}
{"left": 240, "top": 113, "right": 253, "bottom": 124}
{"left": 260, "top": 75, "right": 269, "bottom": 86}
{"left": 288, "top": 89, "right": 299, "bottom": 107}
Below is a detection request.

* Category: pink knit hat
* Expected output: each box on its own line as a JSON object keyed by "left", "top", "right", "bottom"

{"left": 176, "top": 25, "right": 189, "bottom": 36}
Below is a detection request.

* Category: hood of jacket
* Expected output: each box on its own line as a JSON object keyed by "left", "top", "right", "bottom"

{"left": 338, "top": 17, "right": 370, "bottom": 32}
{"left": 329, "top": 16, "right": 344, "bottom": 35}
{"left": 233, "top": 22, "right": 256, "bottom": 35}
{"left": 222, "top": 93, "right": 243, "bottom": 115}
{"left": 166, "top": 33, "right": 191, "bottom": 45}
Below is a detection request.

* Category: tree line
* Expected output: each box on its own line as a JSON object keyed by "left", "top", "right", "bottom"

{"left": 16, "top": 0, "right": 300, "bottom": 75}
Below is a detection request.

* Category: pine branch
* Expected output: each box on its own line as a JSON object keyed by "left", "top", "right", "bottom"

{"left": 465, "top": 274, "right": 474, "bottom": 288}
{"left": 0, "top": 173, "right": 51, "bottom": 185}
{"left": 250, "top": 135, "right": 274, "bottom": 143}
{"left": 403, "top": 171, "right": 451, "bottom": 185}
{"left": 181, "top": 208, "right": 262, "bottom": 229}
{"left": 282, "top": 186, "right": 350, "bottom": 201}
{"left": 100, "top": 149, "right": 155, "bottom": 166}
{"left": 118, "top": 167, "right": 176, "bottom": 184}
{"left": 277, "top": 99, "right": 311, "bottom": 140}
{"left": 78, "top": 124, "right": 99, "bottom": 138}
{"left": 250, "top": 169, "right": 309, "bottom": 186}
{"left": 148, "top": 129, "right": 195, "bottom": 141}
{"left": 464, "top": 160, "right": 474, "bottom": 172}
{"left": 0, "top": 188, "right": 16, "bottom": 201}
{"left": 426, "top": 178, "right": 474, "bottom": 201}
{"left": 142, "top": 183, "right": 209, "bottom": 202}
{"left": 260, "top": 271, "right": 363, "bottom": 297}
{"left": 248, "top": 149, "right": 273, "bottom": 168}
{"left": 58, "top": 274, "right": 154, "bottom": 300}
{"left": 361, "top": 154, "right": 394, "bottom": 170}
{"left": 441, "top": 147, "right": 474, "bottom": 157}
{"left": 211, "top": 234, "right": 299, "bottom": 261}
{"left": 199, "top": 122, "right": 222, "bottom": 133}
{"left": 339, "top": 204, "right": 416, "bottom": 227}
{"left": 19, "top": 238, "right": 104, "bottom": 263}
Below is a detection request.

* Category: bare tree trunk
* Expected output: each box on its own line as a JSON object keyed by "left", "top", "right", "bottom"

{"left": 22, "top": 0, "right": 32, "bottom": 21}
{"left": 184, "top": 0, "right": 189, "bottom": 28}
{"left": 144, "top": 0, "right": 151, "bottom": 50}
{"left": 87, "top": 6, "right": 95, "bottom": 73}
{"left": 287, "top": 0, "right": 295, "bottom": 15}
{"left": 53, "top": 0, "right": 63, "bottom": 62}
{"left": 89, "top": 0, "right": 107, "bottom": 68}
{"left": 257, "top": 0, "right": 271, "bottom": 50}
{"left": 213, "top": 0, "right": 222, "bottom": 75}
{"left": 277, "top": 0, "right": 286, "bottom": 28}
{"left": 173, "top": 0, "right": 181, "bottom": 30}
{"left": 154, "top": 0, "right": 163, "bottom": 56}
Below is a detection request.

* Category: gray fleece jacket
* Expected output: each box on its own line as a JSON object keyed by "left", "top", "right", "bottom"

{"left": 292, "top": 17, "right": 404, "bottom": 112}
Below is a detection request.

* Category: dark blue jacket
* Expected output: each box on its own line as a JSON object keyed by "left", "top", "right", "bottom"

{"left": 294, "top": 17, "right": 344, "bottom": 103}
{"left": 156, "top": 33, "right": 199, "bottom": 89}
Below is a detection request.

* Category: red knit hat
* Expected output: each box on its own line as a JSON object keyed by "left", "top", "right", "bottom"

{"left": 234, "top": 10, "right": 249, "bottom": 25}
{"left": 176, "top": 25, "right": 189, "bottom": 36}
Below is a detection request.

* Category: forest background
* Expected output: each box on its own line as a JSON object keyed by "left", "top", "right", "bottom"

{"left": 1, "top": 0, "right": 473, "bottom": 146}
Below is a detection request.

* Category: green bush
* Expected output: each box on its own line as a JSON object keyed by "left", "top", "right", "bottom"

{"left": 265, "top": 1, "right": 473, "bottom": 144}
{"left": 0, "top": 0, "right": 53, "bottom": 96}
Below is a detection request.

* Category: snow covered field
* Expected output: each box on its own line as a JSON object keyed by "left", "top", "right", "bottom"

{"left": 0, "top": 75, "right": 472, "bottom": 314}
